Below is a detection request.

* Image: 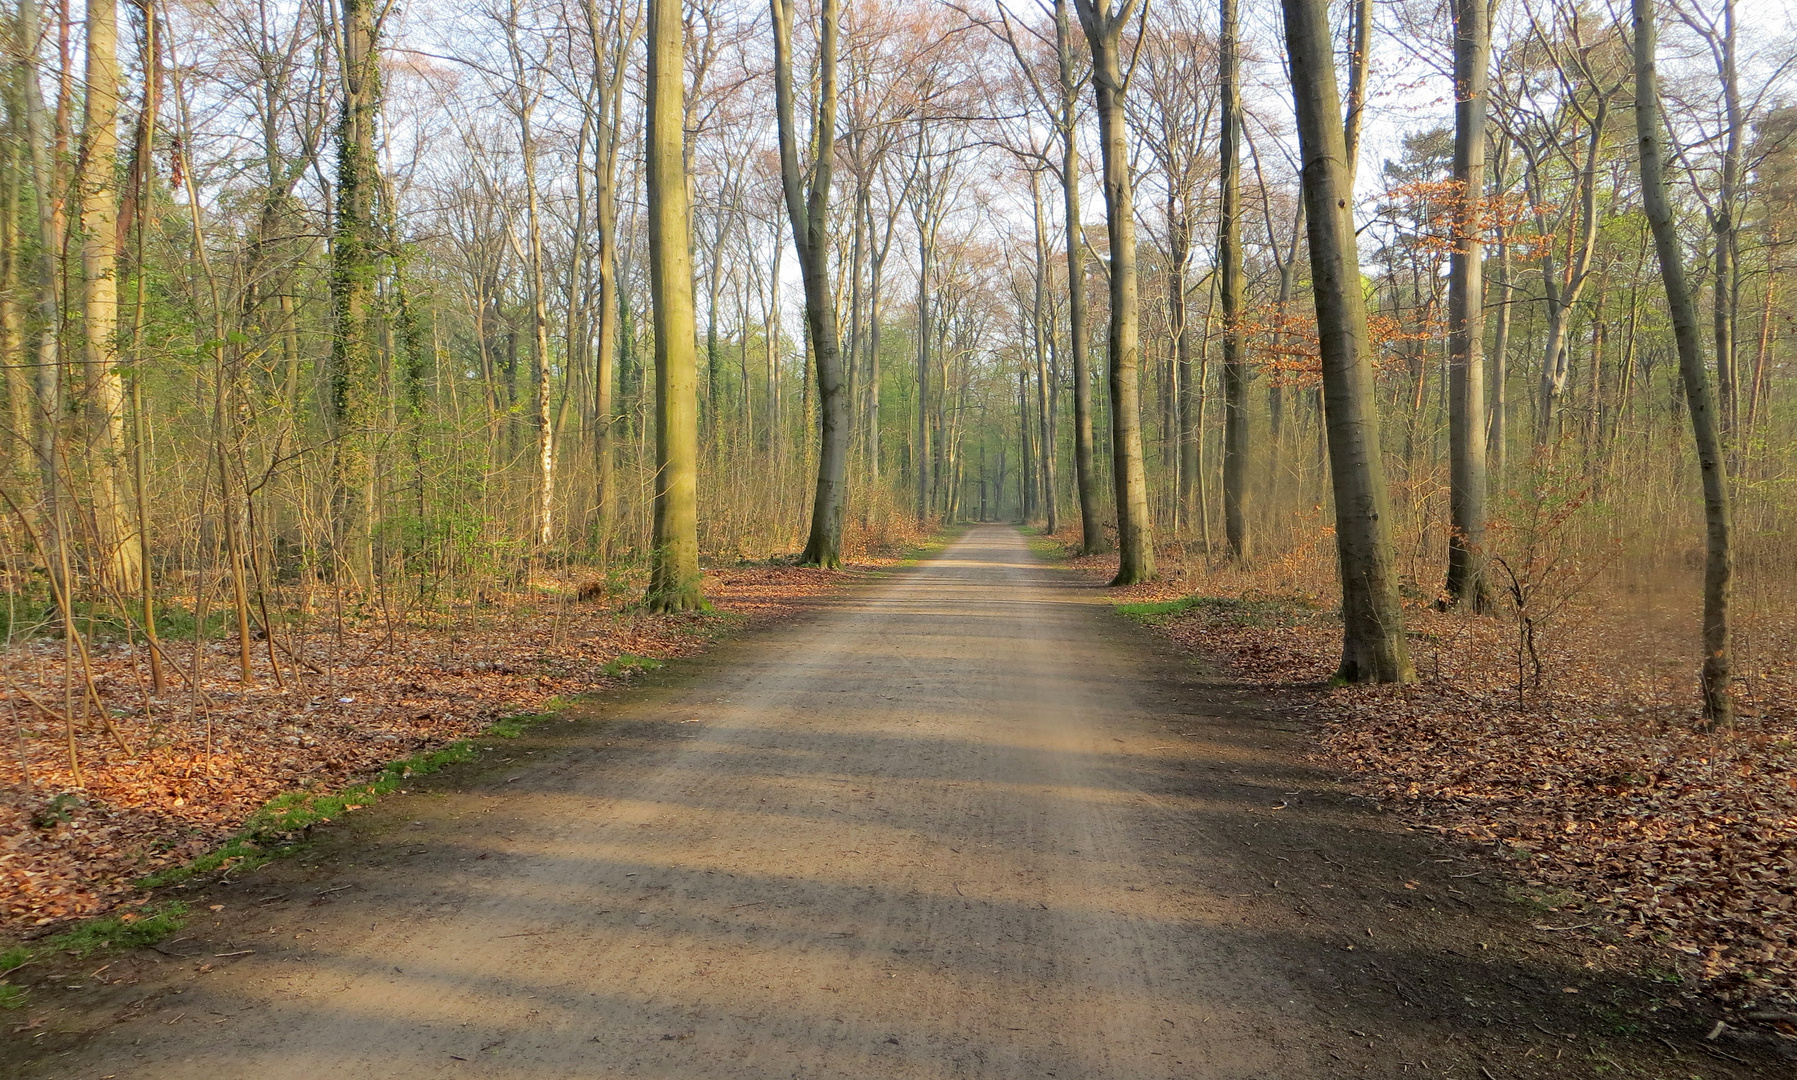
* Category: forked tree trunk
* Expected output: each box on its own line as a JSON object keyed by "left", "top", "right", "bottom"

{"left": 1074, "top": 0, "right": 1154, "bottom": 585}
{"left": 1444, "top": 0, "right": 1491, "bottom": 611}
{"left": 1281, "top": 0, "right": 1413, "bottom": 683}
{"left": 1631, "top": 0, "right": 1733, "bottom": 729}
{"left": 644, "top": 0, "right": 702, "bottom": 610}
{"left": 771, "top": 0, "right": 848, "bottom": 567}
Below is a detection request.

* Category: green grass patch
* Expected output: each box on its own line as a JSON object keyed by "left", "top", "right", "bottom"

{"left": 1115, "top": 594, "right": 1328, "bottom": 628}
{"left": 892, "top": 525, "right": 967, "bottom": 567}
{"left": 38, "top": 903, "right": 189, "bottom": 959}
{"left": 601, "top": 653, "right": 665, "bottom": 678}
{"left": 0, "top": 900, "right": 189, "bottom": 990}
{"left": 136, "top": 710, "right": 554, "bottom": 891}
{"left": 1025, "top": 532, "right": 1076, "bottom": 563}
{"left": 0, "top": 946, "right": 29, "bottom": 974}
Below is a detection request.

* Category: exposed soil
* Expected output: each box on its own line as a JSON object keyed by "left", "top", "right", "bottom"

{"left": 1, "top": 526, "right": 1788, "bottom": 1077}
{"left": 1, "top": 564, "right": 867, "bottom": 933}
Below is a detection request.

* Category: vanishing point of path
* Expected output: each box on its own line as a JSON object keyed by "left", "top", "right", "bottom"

{"left": 13, "top": 526, "right": 1781, "bottom": 1078}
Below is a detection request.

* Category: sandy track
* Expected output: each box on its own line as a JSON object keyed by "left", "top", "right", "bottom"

{"left": 18, "top": 526, "right": 1783, "bottom": 1078}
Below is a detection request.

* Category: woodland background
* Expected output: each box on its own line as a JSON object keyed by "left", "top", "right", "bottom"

{"left": 0, "top": 0, "right": 1793, "bottom": 1011}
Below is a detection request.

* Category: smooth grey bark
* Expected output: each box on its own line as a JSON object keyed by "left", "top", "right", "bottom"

{"left": 578, "top": 0, "right": 635, "bottom": 563}
{"left": 1055, "top": 0, "right": 1104, "bottom": 553}
{"left": 1074, "top": 0, "right": 1154, "bottom": 585}
{"left": 1218, "top": 0, "right": 1249, "bottom": 560}
{"left": 1631, "top": 0, "right": 1733, "bottom": 729}
{"left": 1444, "top": 0, "right": 1491, "bottom": 611}
{"left": 645, "top": 0, "right": 702, "bottom": 610}
{"left": 1280, "top": 0, "right": 1413, "bottom": 683}
{"left": 771, "top": 0, "right": 848, "bottom": 567}
{"left": 1030, "top": 168, "right": 1060, "bottom": 534}
{"left": 1487, "top": 142, "right": 1511, "bottom": 482}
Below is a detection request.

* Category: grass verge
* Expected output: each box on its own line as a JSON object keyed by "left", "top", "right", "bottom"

{"left": 1115, "top": 594, "right": 1331, "bottom": 628}
{"left": 137, "top": 710, "right": 558, "bottom": 891}
{"left": 0, "top": 901, "right": 190, "bottom": 1008}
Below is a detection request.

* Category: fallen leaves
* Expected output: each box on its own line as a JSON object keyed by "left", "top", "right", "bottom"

{"left": 1068, "top": 537, "right": 1797, "bottom": 1012}
{"left": 0, "top": 562, "right": 869, "bottom": 938}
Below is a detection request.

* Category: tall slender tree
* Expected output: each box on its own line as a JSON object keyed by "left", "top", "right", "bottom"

{"left": 644, "top": 0, "right": 702, "bottom": 610}
{"left": 1055, "top": 0, "right": 1103, "bottom": 553}
{"left": 1444, "top": 0, "right": 1490, "bottom": 610}
{"left": 1218, "top": 0, "right": 1249, "bottom": 560}
{"left": 1630, "top": 0, "right": 1732, "bottom": 728}
{"left": 81, "top": 0, "right": 140, "bottom": 588}
{"left": 1281, "top": 0, "right": 1413, "bottom": 683}
{"left": 1074, "top": 0, "right": 1154, "bottom": 585}
{"left": 771, "top": 0, "right": 849, "bottom": 567}
{"left": 328, "top": 0, "right": 382, "bottom": 586}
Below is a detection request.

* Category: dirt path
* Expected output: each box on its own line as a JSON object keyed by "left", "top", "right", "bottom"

{"left": 7, "top": 526, "right": 1781, "bottom": 1078}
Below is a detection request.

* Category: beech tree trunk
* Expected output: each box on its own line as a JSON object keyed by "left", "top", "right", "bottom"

{"left": 1444, "top": 0, "right": 1491, "bottom": 610}
{"left": 81, "top": 0, "right": 140, "bottom": 589}
{"left": 645, "top": 0, "right": 702, "bottom": 610}
{"left": 1631, "top": 0, "right": 1733, "bottom": 729}
{"left": 1218, "top": 0, "right": 1249, "bottom": 560}
{"left": 1056, "top": 0, "right": 1104, "bottom": 554}
{"left": 1281, "top": 0, "right": 1413, "bottom": 683}
{"left": 771, "top": 0, "right": 848, "bottom": 567}
{"left": 1030, "top": 168, "right": 1059, "bottom": 534}
{"left": 1074, "top": 0, "right": 1154, "bottom": 585}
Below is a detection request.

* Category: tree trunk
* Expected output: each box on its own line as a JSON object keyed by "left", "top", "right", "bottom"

{"left": 1056, "top": 0, "right": 1104, "bottom": 554}
{"left": 1172, "top": 214, "right": 1196, "bottom": 536}
{"left": 1444, "top": 0, "right": 1490, "bottom": 611}
{"left": 507, "top": 45, "right": 555, "bottom": 553}
{"left": 81, "top": 0, "right": 140, "bottom": 589}
{"left": 645, "top": 0, "right": 702, "bottom": 610}
{"left": 1075, "top": 0, "right": 1154, "bottom": 585}
{"left": 1219, "top": 0, "right": 1249, "bottom": 560}
{"left": 1488, "top": 144, "right": 1511, "bottom": 483}
{"left": 1711, "top": 0, "right": 1740, "bottom": 445}
{"left": 329, "top": 0, "right": 380, "bottom": 587}
{"left": 771, "top": 0, "right": 848, "bottom": 568}
{"left": 1344, "top": 0, "right": 1371, "bottom": 187}
{"left": 1631, "top": 0, "right": 1733, "bottom": 729}
{"left": 1030, "top": 169, "right": 1059, "bottom": 534}
{"left": 1281, "top": 0, "right": 1413, "bottom": 683}
{"left": 20, "top": 0, "right": 64, "bottom": 594}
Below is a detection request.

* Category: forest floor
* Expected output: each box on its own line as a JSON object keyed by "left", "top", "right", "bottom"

{"left": 0, "top": 550, "right": 931, "bottom": 939}
{"left": 1044, "top": 527, "right": 1797, "bottom": 1050}
{"left": 0, "top": 524, "right": 1791, "bottom": 1078}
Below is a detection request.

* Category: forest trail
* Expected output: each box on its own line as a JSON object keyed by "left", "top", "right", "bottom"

{"left": 17, "top": 526, "right": 1765, "bottom": 1078}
